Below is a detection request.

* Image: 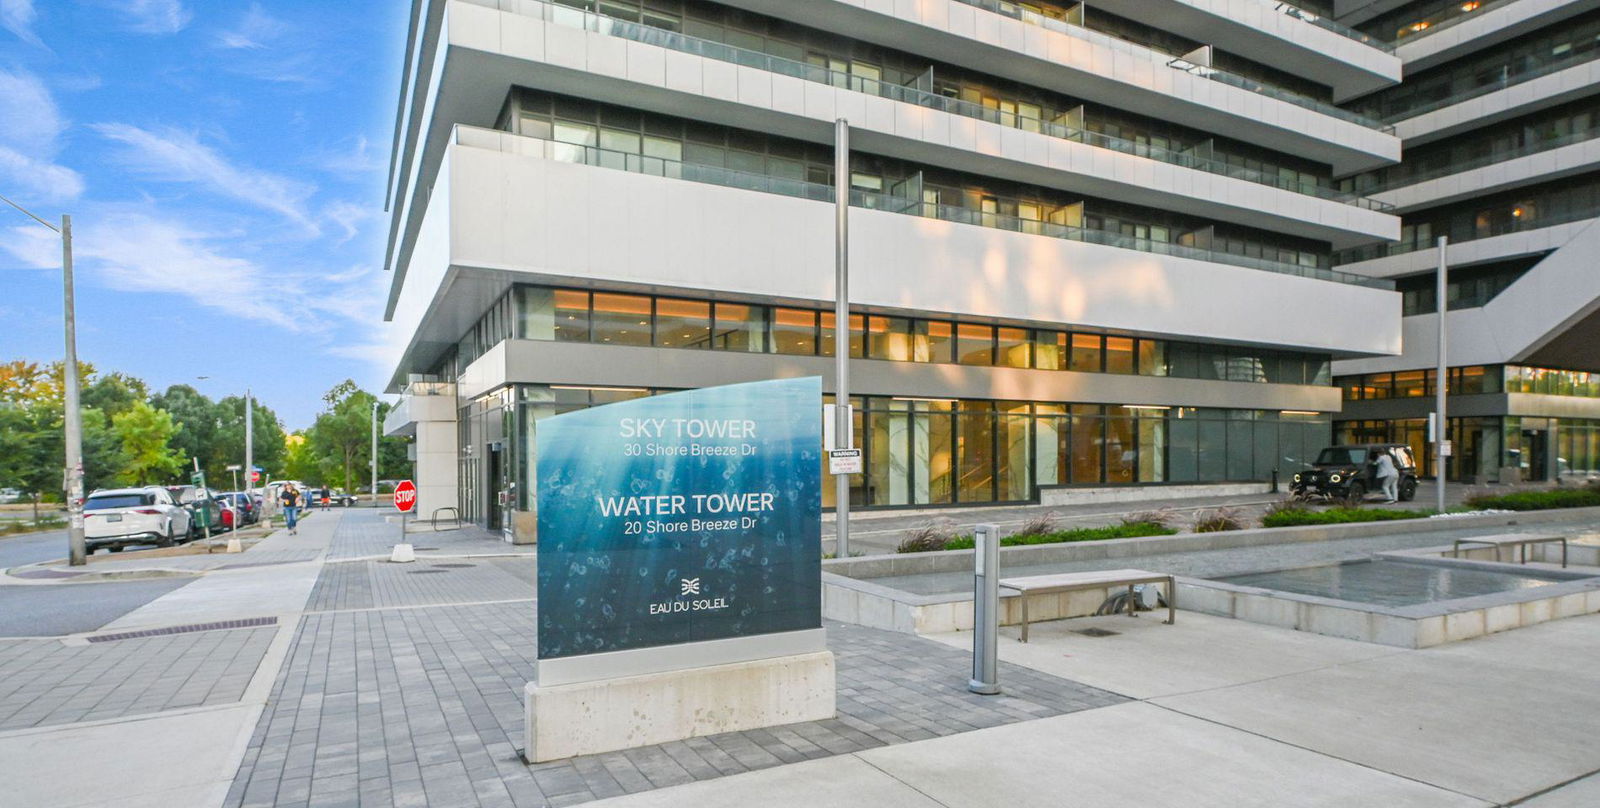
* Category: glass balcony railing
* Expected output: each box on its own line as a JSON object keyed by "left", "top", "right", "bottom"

{"left": 458, "top": 0, "right": 1394, "bottom": 210}
{"left": 1381, "top": 0, "right": 1509, "bottom": 45}
{"left": 1273, "top": 2, "right": 1395, "bottom": 52}
{"left": 1334, "top": 203, "right": 1600, "bottom": 264}
{"left": 949, "top": 0, "right": 1394, "bottom": 132}
{"left": 456, "top": 125, "right": 1394, "bottom": 289}
{"left": 1373, "top": 45, "right": 1600, "bottom": 123}
{"left": 1350, "top": 127, "right": 1600, "bottom": 194}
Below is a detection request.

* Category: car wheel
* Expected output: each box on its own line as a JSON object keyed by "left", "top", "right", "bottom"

{"left": 109, "top": 545, "right": 123, "bottom": 553}
{"left": 1346, "top": 482, "right": 1367, "bottom": 503}
{"left": 159, "top": 523, "right": 176, "bottom": 548}
{"left": 1399, "top": 479, "right": 1417, "bottom": 502}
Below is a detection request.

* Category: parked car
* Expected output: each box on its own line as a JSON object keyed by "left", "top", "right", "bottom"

{"left": 216, "top": 492, "right": 260, "bottom": 525}
{"left": 83, "top": 487, "right": 193, "bottom": 552}
{"left": 166, "top": 485, "right": 225, "bottom": 538}
{"left": 328, "top": 489, "right": 359, "bottom": 507}
{"left": 1291, "top": 443, "right": 1419, "bottom": 502}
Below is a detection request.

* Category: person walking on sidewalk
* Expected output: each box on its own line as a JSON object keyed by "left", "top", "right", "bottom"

{"left": 280, "top": 483, "right": 303, "bottom": 535}
{"left": 319, "top": 486, "right": 331, "bottom": 511}
{"left": 1375, "top": 448, "right": 1400, "bottom": 503}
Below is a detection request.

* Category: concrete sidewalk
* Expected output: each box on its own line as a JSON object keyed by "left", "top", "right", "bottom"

{"left": 0, "top": 510, "right": 347, "bottom": 808}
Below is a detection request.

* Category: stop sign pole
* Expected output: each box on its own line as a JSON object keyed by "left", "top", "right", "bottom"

{"left": 390, "top": 480, "right": 418, "bottom": 562}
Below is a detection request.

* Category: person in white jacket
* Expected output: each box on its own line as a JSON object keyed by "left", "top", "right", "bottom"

{"left": 1374, "top": 449, "right": 1399, "bottom": 503}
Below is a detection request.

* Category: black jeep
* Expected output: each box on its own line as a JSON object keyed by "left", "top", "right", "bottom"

{"left": 1291, "top": 443, "right": 1418, "bottom": 502}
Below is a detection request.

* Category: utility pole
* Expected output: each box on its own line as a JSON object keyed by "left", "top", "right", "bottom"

{"left": 371, "top": 400, "right": 380, "bottom": 508}
{"left": 1435, "top": 236, "right": 1449, "bottom": 513}
{"left": 0, "top": 194, "right": 86, "bottom": 565}
{"left": 833, "top": 118, "right": 852, "bottom": 559}
{"left": 62, "top": 214, "right": 85, "bottom": 565}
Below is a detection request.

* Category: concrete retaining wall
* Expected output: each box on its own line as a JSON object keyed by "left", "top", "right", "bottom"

{"left": 1040, "top": 482, "right": 1271, "bottom": 506}
{"left": 821, "top": 506, "right": 1600, "bottom": 582}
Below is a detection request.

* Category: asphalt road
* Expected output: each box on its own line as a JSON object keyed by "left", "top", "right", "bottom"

{"left": 0, "top": 530, "right": 70, "bottom": 568}
{"left": 0, "top": 578, "right": 193, "bottom": 637}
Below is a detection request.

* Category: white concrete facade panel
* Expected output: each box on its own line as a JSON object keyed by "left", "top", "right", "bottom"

{"left": 708, "top": 0, "right": 1401, "bottom": 174}
{"left": 1393, "top": 58, "right": 1600, "bottom": 146}
{"left": 407, "top": 142, "right": 1400, "bottom": 366}
{"left": 1333, "top": 219, "right": 1591, "bottom": 279}
{"left": 441, "top": 0, "right": 1399, "bottom": 245}
{"left": 1334, "top": 217, "right": 1600, "bottom": 374}
{"left": 1395, "top": 0, "right": 1599, "bottom": 73}
{"left": 1088, "top": 0, "right": 1401, "bottom": 101}
{"left": 1375, "top": 136, "right": 1600, "bottom": 212}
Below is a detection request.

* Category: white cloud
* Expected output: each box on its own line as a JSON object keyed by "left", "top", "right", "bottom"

{"left": 215, "top": 3, "right": 286, "bottom": 49}
{"left": 92, "top": 123, "right": 319, "bottom": 235}
{"left": 317, "top": 135, "right": 384, "bottom": 177}
{"left": 117, "top": 0, "right": 190, "bottom": 34}
{"left": 1, "top": 0, "right": 43, "bottom": 47}
{"left": 0, "top": 67, "right": 66, "bottom": 154}
{"left": 323, "top": 200, "right": 375, "bottom": 244}
{"left": 0, "top": 146, "right": 85, "bottom": 202}
{"left": 0, "top": 68, "right": 82, "bottom": 203}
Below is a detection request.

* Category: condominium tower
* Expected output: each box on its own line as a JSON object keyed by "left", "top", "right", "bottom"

{"left": 1329, "top": 0, "right": 1600, "bottom": 486}
{"left": 382, "top": 0, "right": 1411, "bottom": 539}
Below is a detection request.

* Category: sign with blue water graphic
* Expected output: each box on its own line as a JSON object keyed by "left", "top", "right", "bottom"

{"left": 535, "top": 377, "right": 822, "bottom": 660}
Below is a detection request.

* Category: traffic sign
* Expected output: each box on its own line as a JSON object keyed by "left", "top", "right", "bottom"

{"left": 393, "top": 479, "right": 417, "bottom": 513}
{"left": 250, "top": 470, "right": 261, "bottom": 482}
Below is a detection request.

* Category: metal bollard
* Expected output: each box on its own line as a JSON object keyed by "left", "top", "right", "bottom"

{"left": 969, "top": 523, "right": 1000, "bottom": 695}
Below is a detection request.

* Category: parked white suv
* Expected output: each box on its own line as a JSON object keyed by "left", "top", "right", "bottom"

{"left": 83, "top": 487, "right": 193, "bottom": 553}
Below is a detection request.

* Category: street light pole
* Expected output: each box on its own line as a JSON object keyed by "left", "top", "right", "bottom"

{"left": 1, "top": 194, "right": 86, "bottom": 565}
{"left": 370, "top": 401, "right": 380, "bottom": 508}
{"left": 1435, "top": 236, "right": 1449, "bottom": 513}
{"left": 833, "top": 118, "right": 852, "bottom": 559}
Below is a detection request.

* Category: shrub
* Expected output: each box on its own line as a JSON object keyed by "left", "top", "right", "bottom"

{"left": 1261, "top": 507, "right": 1425, "bottom": 527}
{"left": 895, "top": 518, "right": 958, "bottom": 554}
{"left": 933, "top": 521, "right": 1176, "bottom": 552}
{"left": 1120, "top": 508, "right": 1175, "bottom": 529}
{"left": 1261, "top": 498, "right": 1310, "bottom": 522}
{"left": 1463, "top": 489, "right": 1600, "bottom": 511}
{"left": 1014, "top": 510, "right": 1061, "bottom": 537}
{"left": 1192, "top": 506, "right": 1246, "bottom": 533}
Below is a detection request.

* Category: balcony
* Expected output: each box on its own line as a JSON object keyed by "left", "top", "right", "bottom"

{"left": 1392, "top": 0, "right": 1598, "bottom": 73}
{"left": 459, "top": 124, "right": 1387, "bottom": 287}
{"left": 705, "top": 0, "right": 1400, "bottom": 174}
{"left": 459, "top": 0, "right": 1391, "bottom": 213}
{"left": 1334, "top": 215, "right": 1598, "bottom": 278}
{"left": 385, "top": 128, "right": 1402, "bottom": 382}
{"left": 1070, "top": 0, "right": 1400, "bottom": 101}
{"left": 1366, "top": 129, "right": 1600, "bottom": 211}
{"left": 1363, "top": 39, "right": 1600, "bottom": 136}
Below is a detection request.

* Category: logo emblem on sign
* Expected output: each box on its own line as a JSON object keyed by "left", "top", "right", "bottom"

{"left": 680, "top": 578, "right": 701, "bottom": 596}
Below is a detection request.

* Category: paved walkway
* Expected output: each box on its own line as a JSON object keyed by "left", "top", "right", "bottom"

{"left": 5, "top": 507, "right": 1600, "bottom": 806}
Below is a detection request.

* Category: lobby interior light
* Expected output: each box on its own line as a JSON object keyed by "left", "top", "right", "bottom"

{"left": 1281, "top": 410, "right": 1321, "bottom": 416}
{"left": 892, "top": 396, "right": 956, "bottom": 403}
{"left": 1121, "top": 404, "right": 1171, "bottom": 410}
{"left": 550, "top": 384, "right": 648, "bottom": 393}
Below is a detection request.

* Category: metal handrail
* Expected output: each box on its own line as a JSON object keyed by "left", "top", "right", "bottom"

{"left": 1348, "top": 126, "right": 1600, "bottom": 194}
{"left": 1272, "top": 2, "right": 1394, "bottom": 51}
{"left": 1370, "top": 46, "right": 1600, "bottom": 123}
{"left": 949, "top": 0, "right": 1394, "bottom": 132}
{"left": 458, "top": 125, "right": 1394, "bottom": 289}
{"left": 460, "top": 0, "right": 1393, "bottom": 208}
{"left": 1380, "top": 0, "right": 1512, "bottom": 46}
{"left": 1334, "top": 203, "right": 1600, "bottom": 263}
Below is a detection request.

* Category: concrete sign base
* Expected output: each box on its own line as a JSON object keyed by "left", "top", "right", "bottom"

{"left": 523, "top": 650, "right": 836, "bottom": 762}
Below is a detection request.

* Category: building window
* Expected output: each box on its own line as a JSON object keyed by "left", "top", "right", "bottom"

{"left": 653, "top": 298, "right": 711, "bottom": 348}
{"left": 712, "top": 302, "right": 767, "bottom": 352}
{"left": 590, "top": 292, "right": 653, "bottom": 346}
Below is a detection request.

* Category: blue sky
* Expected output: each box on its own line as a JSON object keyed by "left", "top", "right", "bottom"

{"left": 0, "top": 0, "right": 409, "bottom": 429}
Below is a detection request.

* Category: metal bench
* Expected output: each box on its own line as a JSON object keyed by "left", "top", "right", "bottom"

{"left": 999, "top": 569, "right": 1175, "bottom": 643}
{"left": 1452, "top": 534, "right": 1567, "bottom": 568}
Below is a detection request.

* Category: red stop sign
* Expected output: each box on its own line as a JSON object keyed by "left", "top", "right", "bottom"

{"left": 393, "top": 480, "right": 417, "bottom": 513}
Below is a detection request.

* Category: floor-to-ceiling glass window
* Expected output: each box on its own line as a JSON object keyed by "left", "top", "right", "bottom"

{"left": 1071, "top": 404, "right": 1105, "bottom": 483}
{"left": 998, "top": 401, "right": 1033, "bottom": 500}
{"left": 957, "top": 400, "right": 996, "bottom": 501}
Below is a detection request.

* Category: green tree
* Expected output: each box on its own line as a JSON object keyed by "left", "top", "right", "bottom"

{"left": 205, "top": 395, "right": 289, "bottom": 484}
{"left": 150, "top": 384, "right": 218, "bottom": 473}
{"left": 283, "top": 433, "right": 320, "bottom": 483}
{"left": 81, "top": 372, "right": 149, "bottom": 418}
{"left": 0, "top": 405, "right": 56, "bottom": 521}
{"left": 307, "top": 381, "right": 376, "bottom": 491}
{"left": 113, "top": 402, "right": 185, "bottom": 486}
